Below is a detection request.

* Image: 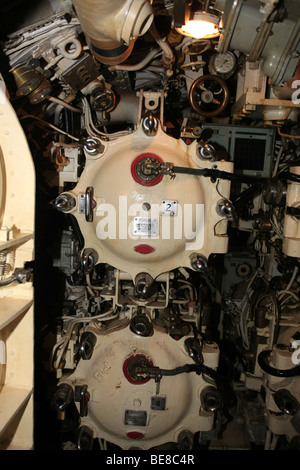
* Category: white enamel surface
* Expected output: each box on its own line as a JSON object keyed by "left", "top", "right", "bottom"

{"left": 70, "top": 124, "right": 232, "bottom": 279}
{"left": 68, "top": 325, "right": 217, "bottom": 450}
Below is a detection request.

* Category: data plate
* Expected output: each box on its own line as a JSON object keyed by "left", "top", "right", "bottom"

{"left": 133, "top": 217, "right": 158, "bottom": 236}
{"left": 125, "top": 410, "right": 147, "bottom": 426}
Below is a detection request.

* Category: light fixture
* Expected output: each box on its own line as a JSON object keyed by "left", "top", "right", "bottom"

{"left": 176, "top": 11, "right": 220, "bottom": 39}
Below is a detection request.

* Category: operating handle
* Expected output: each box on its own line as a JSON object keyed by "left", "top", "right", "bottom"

{"left": 85, "top": 186, "right": 95, "bottom": 222}
{"left": 148, "top": 161, "right": 300, "bottom": 186}
{"left": 81, "top": 248, "right": 98, "bottom": 274}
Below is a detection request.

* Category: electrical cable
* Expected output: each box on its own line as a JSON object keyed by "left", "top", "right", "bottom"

{"left": 172, "top": 165, "right": 258, "bottom": 184}
{"left": 233, "top": 182, "right": 263, "bottom": 205}
{"left": 171, "top": 165, "right": 300, "bottom": 185}
{"left": 0, "top": 275, "right": 20, "bottom": 286}
{"left": 51, "top": 308, "right": 118, "bottom": 369}
{"left": 20, "top": 114, "right": 80, "bottom": 141}
{"left": 159, "top": 355, "right": 233, "bottom": 382}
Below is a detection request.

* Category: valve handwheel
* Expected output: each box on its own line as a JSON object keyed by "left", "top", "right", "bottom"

{"left": 189, "top": 74, "right": 229, "bottom": 117}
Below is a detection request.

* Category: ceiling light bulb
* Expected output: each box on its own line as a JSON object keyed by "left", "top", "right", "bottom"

{"left": 176, "top": 11, "right": 219, "bottom": 39}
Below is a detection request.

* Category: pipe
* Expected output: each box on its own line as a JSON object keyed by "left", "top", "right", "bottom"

{"left": 258, "top": 349, "right": 300, "bottom": 377}
{"left": 96, "top": 92, "right": 140, "bottom": 126}
{"left": 109, "top": 48, "right": 161, "bottom": 72}
{"left": 149, "top": 23, "right": 174, "bottom": 62}
{"left": 72, "top": 0, "right": 154, "bottom": 65}
{"left": 48, "top": 96, "right": 81, "bottom": 113}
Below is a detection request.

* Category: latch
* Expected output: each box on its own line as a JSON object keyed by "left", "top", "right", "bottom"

{"left": 75, "top": 384, "right": 90, "bottom": 417}
{"left": 78, "top": 186, "right": 96, "bottom": 222}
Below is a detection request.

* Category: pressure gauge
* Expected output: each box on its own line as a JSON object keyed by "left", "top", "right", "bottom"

{"left": 209, "top": 51, "right": 237, "bottom": 79}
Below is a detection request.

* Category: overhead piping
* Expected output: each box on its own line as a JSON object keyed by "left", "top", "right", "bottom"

{"left": 72, "top": 0, "right": 154, "bottom": 65}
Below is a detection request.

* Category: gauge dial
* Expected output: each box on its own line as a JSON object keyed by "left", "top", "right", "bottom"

{"left": 209, "top": 51, "right": 237, "bottom": 79}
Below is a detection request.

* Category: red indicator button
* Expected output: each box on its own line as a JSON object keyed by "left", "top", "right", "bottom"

{"left": 134, "top": 244, "right": 155, "bottom": 254}
{"left": 127, "top": 431, "right": 145, "bottom": 439}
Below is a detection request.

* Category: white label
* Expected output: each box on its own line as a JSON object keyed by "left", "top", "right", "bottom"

{"left": 0, "top": 81, "right": 6, "bottom": 104}
{"left": 161, "top": 200, "right": 178, "bottom": 216}
{"left": 133, "top": 217, "right": 158, "bottom": 236}
{"left": 0, "top": 340, "right": 6, "bottom": 364}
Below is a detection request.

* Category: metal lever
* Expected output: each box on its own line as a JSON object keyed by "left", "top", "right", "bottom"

{"left": 217, "top": 199, "right": 237, "bottom": 221}
{"left": 0, "top": 268, "right": 33, "bottom": 287}
{"left": 143, "top": 160, "right": 175, "bottom": 177}
{"left": 184, "top": 337, "right": 203, "bottom": 366}
{"left": 142, "top": 113, "right": 158, "bottom": 136}
{"left": 53, "top": 193, "right": 76, "bottom": 212}
{"left": 79, "top": 137, "right": 102, "bottom": 155}
{"left": 79, "top": 332, "right": 97, "bottom": 360}
{"left": 197, "top": 140, "right": 216, "bottom": 160}
{"left": 85, "top": 186, "right": 95, "bottom": 222}
{"left": 75, "top": 385, "right": 89, "bottom": 417}
{"left": 81, "top": 248, "right": 98, "bottom": 274}
{"left": 134, "top": 365, "right": 162, "bottom": 382}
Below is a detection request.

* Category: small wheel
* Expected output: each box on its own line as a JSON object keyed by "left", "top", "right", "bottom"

{"left": 181, "top": 39, "right": 211, "bottom": 70}
{"left": 182, "top": 39, "right": 211, "bottom": 56}
{"left": 189, "top": 74, "right": 229, "bottom": 117}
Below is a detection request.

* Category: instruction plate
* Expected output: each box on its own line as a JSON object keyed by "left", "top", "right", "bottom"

{"left": 125, "top": 410, "right": 147, "bottom": 426}
{"left": 133, "top": 217, "right": 158, "bottom": 236}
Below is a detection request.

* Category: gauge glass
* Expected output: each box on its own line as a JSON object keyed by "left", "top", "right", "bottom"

{"left": 211, "top": 52, "right": 237, "bottom": 77}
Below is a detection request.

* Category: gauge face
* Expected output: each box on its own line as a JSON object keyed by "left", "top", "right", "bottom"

{"left": 209, "top": 51, "right": 237, "bottom": 78}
